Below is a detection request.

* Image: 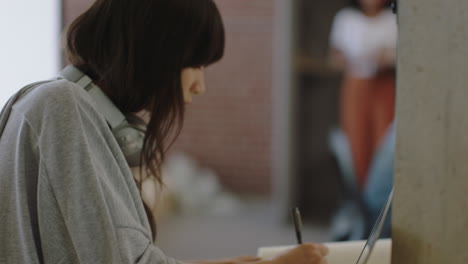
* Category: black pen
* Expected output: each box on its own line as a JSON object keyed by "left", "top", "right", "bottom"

{"left": 291, "top": 207, "right": 303, "bottom": 244}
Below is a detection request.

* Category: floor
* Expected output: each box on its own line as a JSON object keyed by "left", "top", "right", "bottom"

{"left": 155, "top": 199, "right": 330, "bottom": 261}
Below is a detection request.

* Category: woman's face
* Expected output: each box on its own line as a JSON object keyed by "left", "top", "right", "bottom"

{"left": 181, "top": 67, "right": 206, "bottom": 105}
{"left": 359, "top": 0, "right": 387, "bottom": 11}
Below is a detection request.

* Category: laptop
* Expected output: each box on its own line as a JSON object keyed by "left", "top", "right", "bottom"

{"left": 355, "top": 188, "right": 394, "bottom": 264}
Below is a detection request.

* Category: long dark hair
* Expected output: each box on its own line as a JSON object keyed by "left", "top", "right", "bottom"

{"left": 66, "top": 0, "right": 225, "bottom": 240}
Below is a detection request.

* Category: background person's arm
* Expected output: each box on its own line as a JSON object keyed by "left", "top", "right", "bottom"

{"left": 328, "top": 47, "right": 347, "bottom": 72}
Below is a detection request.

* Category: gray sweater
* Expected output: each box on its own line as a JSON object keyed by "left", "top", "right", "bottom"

{"left": 0, "top": 80, "right": 184, "bottom": 264}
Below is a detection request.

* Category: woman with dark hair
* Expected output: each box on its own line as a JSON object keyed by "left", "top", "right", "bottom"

{"left": 328, "top": 0, "right": 397, "bottom": 241}
{"left": 329, "top": 0, "right": 397, "bottom": 190}
{"left": 0, "top": 0, "right": 328, "bottom": 263}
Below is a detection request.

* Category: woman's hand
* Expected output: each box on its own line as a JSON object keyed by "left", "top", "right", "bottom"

{"left": 190, "top": 243, "right": 328, "bottom": 264}
{"left": 271, "top": 243, "right": 329, "bottom": 264}
{"left": 376, "top": 48, "right": 396, "bottom": 69}
{"left": 191, "top": 256, "right": 262, "bottom": 264}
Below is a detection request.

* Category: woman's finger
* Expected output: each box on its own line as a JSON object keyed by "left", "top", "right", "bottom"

{"left": 234, "top": 256, "right": 262, "bottom": 262}
{"left": 302, "top": 243, "right": 329, "bottom": 256}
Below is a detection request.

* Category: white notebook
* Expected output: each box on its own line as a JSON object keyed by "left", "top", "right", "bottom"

{"left": 257, "top": 239, "right": 391, "bottom": 264}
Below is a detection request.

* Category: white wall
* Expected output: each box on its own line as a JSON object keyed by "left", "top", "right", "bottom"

{"left": 0, "top": 0, "right": 60, "bottom": 107}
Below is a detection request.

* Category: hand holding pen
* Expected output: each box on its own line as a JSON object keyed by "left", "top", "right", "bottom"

{"left": 267, "top": 207, "right": 328, "bottom": 264}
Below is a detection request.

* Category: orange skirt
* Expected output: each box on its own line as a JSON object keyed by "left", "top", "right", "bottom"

{"left": 340, "top": 71, "right": 395, "bottom": 189}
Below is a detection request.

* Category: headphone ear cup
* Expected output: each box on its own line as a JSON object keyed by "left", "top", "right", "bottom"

{"left": 125, "top": 114, "right": 148, "bottom": 131}
{"left": 114, "top": 122, "right": 146, "bottom": 167}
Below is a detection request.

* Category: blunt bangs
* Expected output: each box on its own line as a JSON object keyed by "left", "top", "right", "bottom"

{"left": 183, "top": 0, "right": 225, "bottom": 68}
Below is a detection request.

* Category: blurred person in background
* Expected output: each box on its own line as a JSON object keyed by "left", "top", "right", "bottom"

{"left": 0, "top": 0, "right": 328, "bottom": 263}
{"left": 328, "top": 0, "right": 397, "bottom": 240}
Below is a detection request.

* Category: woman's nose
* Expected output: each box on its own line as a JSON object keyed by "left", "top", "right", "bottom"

{"left": 192, "top": 71, "right": 206, "bottom": 95}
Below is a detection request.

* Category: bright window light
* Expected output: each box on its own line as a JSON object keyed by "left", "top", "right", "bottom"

{"left": 0, "top": 0, "right": 60, "bottom": 107}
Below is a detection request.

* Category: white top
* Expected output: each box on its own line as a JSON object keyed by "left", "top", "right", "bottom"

{"left": 330, "top": 8, "right": 397, "bottom": 78}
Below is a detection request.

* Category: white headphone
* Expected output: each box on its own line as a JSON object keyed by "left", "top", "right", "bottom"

{"left": 0, "top": 66, "right": 145, "bottom": 167}
{"left": 59, "top": 65, "right": 146, "bottom": 167}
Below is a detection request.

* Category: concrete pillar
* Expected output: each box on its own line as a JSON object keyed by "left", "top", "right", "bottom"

{"left": 393, "top": 0, "right": 468, "bottom": 263}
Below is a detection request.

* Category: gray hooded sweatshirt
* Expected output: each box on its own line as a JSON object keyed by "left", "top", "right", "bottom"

{"left": 0, "top": 80, "right": 185, "bottom": 264}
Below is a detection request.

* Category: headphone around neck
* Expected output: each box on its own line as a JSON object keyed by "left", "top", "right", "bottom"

{"left": 59, "top": 65, "right": 146, "bottom": 167}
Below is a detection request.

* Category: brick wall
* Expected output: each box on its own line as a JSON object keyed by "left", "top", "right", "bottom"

{"left": 62, "top": 0, "right": 93, "bottom": 28}
{"left": 173, "top": 0, "right": 274, "bottom": 195}
{"left": 62, "top": 0, "right": 275, "bottom": 195}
